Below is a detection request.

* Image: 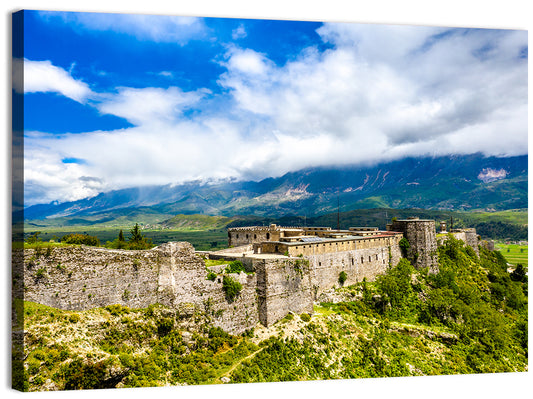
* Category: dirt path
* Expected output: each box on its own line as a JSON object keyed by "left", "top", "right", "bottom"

{"left": 219, "top": 347, "right": 265, "bottom": 382}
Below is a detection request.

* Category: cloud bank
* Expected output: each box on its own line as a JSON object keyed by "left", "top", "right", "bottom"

{"left": 22, "top": 21, "right": 528, "bottom": 205}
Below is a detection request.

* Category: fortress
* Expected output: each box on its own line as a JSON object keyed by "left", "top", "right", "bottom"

{"left": 17, "top": 218, "right": 481, "bottom": 334}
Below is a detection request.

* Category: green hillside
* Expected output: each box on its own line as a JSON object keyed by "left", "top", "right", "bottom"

{"left": 161, "top": 214, "right": 234, "bottom": 230}
{"left": 16, "top": 238, "right": 528, "bottom": 391}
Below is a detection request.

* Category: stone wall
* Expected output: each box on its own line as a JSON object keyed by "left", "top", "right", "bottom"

{"left": 18, "top": 243, "right": 260, "bottom": 334}
{"left": 437, "top": 229, "right": 480, "bottom": 256}
{"left": 306, "top": 243, "right": 401, "bottom": 296}
{"left": 254, "top": 257, "right": 314, "bottom": 326}
{"left": 228, "top": 225, "right": 280, "bottom": 247}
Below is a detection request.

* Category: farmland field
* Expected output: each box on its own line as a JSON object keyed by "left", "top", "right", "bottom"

{"left": 495, "top": 243, "right": 528, "bottom": 268}
{"left": 34, "top": 229, "right": 229, "bottom": 251}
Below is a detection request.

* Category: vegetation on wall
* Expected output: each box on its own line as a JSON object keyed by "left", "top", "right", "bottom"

{"left": 222, "top": 275, "right": 243, "bottom": 302}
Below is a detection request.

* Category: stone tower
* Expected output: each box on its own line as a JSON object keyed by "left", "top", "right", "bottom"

{"left": 387, "top": 217, "right": 439, "bottom": 273}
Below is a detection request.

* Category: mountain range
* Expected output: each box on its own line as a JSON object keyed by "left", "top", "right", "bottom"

{"left": 23, "top": 153, "right": 527, "bottom": 221}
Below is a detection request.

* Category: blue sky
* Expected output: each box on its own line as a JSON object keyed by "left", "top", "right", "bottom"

{"left": 16, "top": 10, "right": 528, "bottom": 206}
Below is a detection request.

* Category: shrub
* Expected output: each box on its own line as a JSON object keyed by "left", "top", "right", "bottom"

{"left": 300, "top": 313, "right": 311, "bottom": 322}
{"left": 222, "top": 275, "right": 242, "bottom": 301}
{"left": 339, "top": 271, "right": 348, "bottom": 285}
{"left": 68, "top": 314, "right": 80, "bottom": 323}
{"left": 225, "top": 260, "right": 246, "bottom": 274}
{"left": 207, "top": 271, "right": 217, "bottom": 281}
{"left": 61, "top": 233, "right": 100, "bottom": 247}
{"left": 156, "top": 317, "right": 174, "bottom": 337}
{"left": 35, "top": 267, "right": 47, "bottom": 280}
{"left": 106, "top": 304, "right": 130, "bottom": 316}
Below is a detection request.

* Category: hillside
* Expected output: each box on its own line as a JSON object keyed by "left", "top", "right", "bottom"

{"left": 15, "top": 238, "right": 528, "bottom": 391}
{"left": 22, "top": 154, "right": 528, "bottom": 220}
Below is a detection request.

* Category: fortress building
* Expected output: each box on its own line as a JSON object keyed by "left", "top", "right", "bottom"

{"left": 18, "top": 217, "right": 481, "bottom": 334}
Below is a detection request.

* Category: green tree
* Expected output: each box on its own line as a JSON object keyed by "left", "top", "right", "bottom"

{"left": 118, "top": 230, "right": 125, "bottom": 242}
{"left": 26, "top": 232, "right": 42, "bottom": 244}
{"left": 130, "top": 223, "right": 143, "bottom": 243}
{"left": 511, "top": 264, "right": 527, "bottom": 283}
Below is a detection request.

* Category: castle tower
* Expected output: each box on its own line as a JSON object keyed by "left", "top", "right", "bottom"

{"left": 387, "top": 217, "right": 439, "bottom": 273}
{"left": 440, "top": 221, "right": 447, "bottom": 233}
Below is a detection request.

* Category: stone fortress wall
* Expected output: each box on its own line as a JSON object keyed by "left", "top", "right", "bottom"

{"left": 18, "top": 218, "right": 480, "bottom": 334}
{"left": 17, "top": 243, "right": 312, "bottom": 334}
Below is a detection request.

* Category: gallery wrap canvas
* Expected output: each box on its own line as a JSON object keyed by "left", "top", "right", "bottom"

{"left": 11, "top": 9, "right": 528, "bottom": 393}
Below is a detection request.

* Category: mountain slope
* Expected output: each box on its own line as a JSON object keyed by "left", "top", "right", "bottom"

{"left": 23, "top": 153, "right": 527, "bottom": 220}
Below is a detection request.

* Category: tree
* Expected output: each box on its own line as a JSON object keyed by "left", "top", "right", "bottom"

{"left": 127, "top": 223, "right": 153, "bottom": 250}
{"left": 26, "top": 231, "right": 42, "bottom": 244}
{"left": 510, "top": 264, "right": 527, "bottom": 283}
{"left": 130, "top": 223, "right": 143, "bottom": 243}
{"left": 118, "top": 230, "right": 125, "bottom": 242}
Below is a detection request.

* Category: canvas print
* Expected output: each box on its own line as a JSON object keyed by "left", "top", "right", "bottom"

{"left": 11, "top": 10, "right": 528, "bottom": 392}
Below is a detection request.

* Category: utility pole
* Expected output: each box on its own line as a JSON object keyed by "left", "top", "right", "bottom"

{"left": 337, "top": 193, "right": 340, "bottom": 231}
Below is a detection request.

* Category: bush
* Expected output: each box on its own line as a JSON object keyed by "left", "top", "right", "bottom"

{"left": 61, "top": 233, "right": 100, "bottom": 247}
{"left": 225, "top": 260, "right": 246, "bottom": 274}
{"left": 339, "top": 271, "right": 347, "bottom": 285}
{"left": 207, "top": 271, "right": 217, "bottom": 281}
{"left": 300, "top": 313, "right": 311, "bottom": 322}
{"left": 222, "top": 275, "right": 242, "bottom": 301}
{"left": 156, "top": 317, "right": 174, "bottom": 337}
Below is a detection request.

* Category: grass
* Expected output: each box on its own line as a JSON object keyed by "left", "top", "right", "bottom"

{"left": 204, "top": 259, "right": 229, "bottom": 267}
{"left": 495, "top": 243, "right": 528, "bottom": 267}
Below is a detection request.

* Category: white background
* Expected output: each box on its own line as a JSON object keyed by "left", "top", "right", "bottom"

{"left": 1, "top": 1, "right": 531, "bottom": 398}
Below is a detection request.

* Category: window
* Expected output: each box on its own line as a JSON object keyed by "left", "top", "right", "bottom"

{"left": 246, "top": 234, "right": 249, "bottom": 239}
{"left": 254, "top": 234, "right": 257, "bottom": 239}
{"left": 266, "top": 233, "right": 270, "bottom": 240}
{"left": 369, "top": 256, "right": 371, "bottom": 262}
{"left": 361, "top": 257, "right": 364, "bottom": 263}
{"left": 236, "top": 234, "right": 239, "bottom": 239}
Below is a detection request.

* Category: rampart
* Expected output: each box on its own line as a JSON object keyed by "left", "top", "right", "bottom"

{"left": 16, "top": 243, "right": 312, "bottom": 334}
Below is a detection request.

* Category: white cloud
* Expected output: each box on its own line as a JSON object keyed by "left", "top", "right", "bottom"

{"left": 14, "top": 58, "right": 93, "bottom": 103}
{"left": 95, "top": 86, "right": 209, "bottom": 126}
{"left": 232, "top": 24, "right": 247, "bottom": 40}
{"left": 38, "top": 11, "right": 208, "bottom": 44}
{"left": 219, "top": 25, "right": 527, "bottom": 157}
